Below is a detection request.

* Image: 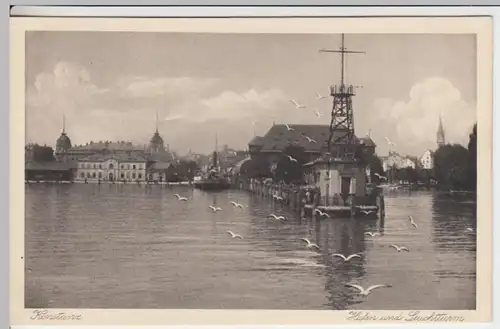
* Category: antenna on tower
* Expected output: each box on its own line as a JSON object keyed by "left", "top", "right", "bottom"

{"left": 319, "top": 33, "right": 365, "bottom": 159}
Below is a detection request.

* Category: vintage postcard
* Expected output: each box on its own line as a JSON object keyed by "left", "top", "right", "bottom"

{"left": 10, "top": 15, "right": 492, "bottom": 326}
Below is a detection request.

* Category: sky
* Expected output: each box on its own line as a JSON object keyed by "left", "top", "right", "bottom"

{"left": 25, "top": 32, "right": 477, "bottom": 156}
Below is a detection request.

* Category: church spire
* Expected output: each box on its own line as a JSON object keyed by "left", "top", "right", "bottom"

{"left": 155, "top": 109, "right": 159, "bottom": 133}
{"left": 62, "top": 112, "right": 66, "bottom": 134}
{"left": 437, "top": 113, "right": 445, "bottom": 147}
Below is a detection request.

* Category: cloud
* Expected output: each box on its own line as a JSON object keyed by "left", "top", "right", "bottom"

{"left": 117, "top": 76, "right": 219, "bottom": 99}
{"left": 25, "top": 61, "right": 291, "bottom": 153}
{"left": 370, "top": 77, "right": 476, "bottom": 155}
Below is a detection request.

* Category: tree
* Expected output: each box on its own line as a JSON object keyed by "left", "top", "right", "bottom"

{"left": 274, "top": 144, "right": 306, "bottom": 184}
{"left": 467, "top": 123, "right": 477, "bottom": 191}
{"left": 32, "top": 144, "right": 56, "bottom": 162}
{"left": 433, "top": 144, "right": 470, "bottom": 190}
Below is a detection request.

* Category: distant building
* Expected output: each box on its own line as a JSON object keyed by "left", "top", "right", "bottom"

{"left": 381, "top": 152, "right": 416, "bottom": 171}
{"left": 420, "top": 149, "right": 434, "bottom": 170}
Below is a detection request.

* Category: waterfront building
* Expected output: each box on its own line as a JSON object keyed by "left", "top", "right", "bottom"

{"left": 381, "top": 152, "right": 416, "bottom": 171}
{"left": 248, "top": 124, "right": 375, "bottom": 170}
{"left": 76, "top": 151, "right": 148, "bottom": 182}
{"left": 420, "top": 149, "right": 434, "bottom": 170}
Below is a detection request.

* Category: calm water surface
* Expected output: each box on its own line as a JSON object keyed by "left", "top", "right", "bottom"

{"left": 25, "top": 184, "right": 476, "bottom": 310}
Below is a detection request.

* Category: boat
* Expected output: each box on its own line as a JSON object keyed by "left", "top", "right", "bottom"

{"left": 193, "top": 137, "right": 232, "bottom": 191}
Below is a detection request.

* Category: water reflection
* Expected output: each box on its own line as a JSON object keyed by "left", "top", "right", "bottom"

{"left": 25, "top": 185, "right": 476, "bottom": 310}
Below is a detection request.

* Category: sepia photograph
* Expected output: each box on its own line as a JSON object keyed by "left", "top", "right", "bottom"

{"left": 10, "top": 15, "right": 493, "bottom": 325}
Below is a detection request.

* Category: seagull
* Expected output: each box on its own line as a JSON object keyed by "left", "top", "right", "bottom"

{"left": 227, "top": 230, "right": 243, "bottom": 239}
{"left": 345, "top": 283, "right": 392, "bottom": 296}
{"left": 333, "top": 253, "right": 361, "bottom": 262}
{"left": 284, "top": 124, "right": 295, "bottom": 131}
{"left": 314, "top": 209, "right": 330, "bottom": 218}
{"left": 315, "top": 92, "right": 327, "bottom": 100}
{"left": 268, "top": 214, "right": 286, "bottom": 221}
{"left": 385, "top": 137, "right": 396, "bottom": 147}
{"left": 273, "top": 195, "right": 284, "bottom": 201}
{"left": 290, "top": 100, "right": 306, "bottom": 109}
{"left": 301, "top": 238, "right": 320, "bottom": 250}
{"left": 364, "top": 232, "right": 380, "bottom": 237}
{"left": 174, "top": 194, "right": 188, "bottom": 201}
{"left": 305, "top": 136, "right": 316, "bottom": 143}
{"left": 287, "top": 155, "right": 298, "bottom": 162}
{"left": 466, "top": 227, "right": 476, "bottom": 234}
{"left": 374, "top": 173, "right": 387, "bottom": 181}
{"left": 390, "top": 244, "right": 410, "bottom": 252}
{"left": 408, "top": 216, "right": 418, "bottom": 228}
{"left": 209, "top": 205, "right": 222, "bottom": 212}
{"left": 360, "top": 210, "right": 375, "bottom": 215}
{"left": 230, "top": 201, "right": 244, "bottom": 208}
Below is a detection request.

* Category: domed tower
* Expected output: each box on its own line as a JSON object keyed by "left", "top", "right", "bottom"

{"left": 55, "top": 114, "right": 72, "bottom": 162}
{"left": 147, "top": 110, "right": 165, "bottom": 154}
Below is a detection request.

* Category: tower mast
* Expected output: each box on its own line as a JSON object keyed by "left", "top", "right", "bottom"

{"left": 319, "top": 33, "right": 365, "bottom": 160}
{"left": 155, "top": 109, "right": 159, "bottom": 133}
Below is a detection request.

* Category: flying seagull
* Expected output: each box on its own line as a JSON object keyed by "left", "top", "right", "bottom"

{"left": 301, "top": 238, "right": 320, "bottom": 250}
{"left": 315, "top": 111, "right": 324, "bottom": 118}
{"left": 268, "top": 214, "right": 286, "bottom": 221}
{"left": 360, "top": 210, "right": 375, "bottom": 215}
{"left": 390, "top": 244, "right": 410, "bottom": 252}
{"left": 314, "top": 209, "right": 330, "bottom": 218}
{"left": 284, "top": 124, "right": 295, "bottom": 131}
{"left": 290, "top": 100, "right": 306, "bottom": 109}
{"left": 287, "top": 155, "right": 298, "bottom": 163}
{"left": 364, "top": 232, "right": 380, "bottom": 237}
{"left": 209, "top": 205, "right": 222, "bottom": 212}
{"left": 315, "top": 92, "right": 327, "bottom": 100}
{"left": 345, "top": 283, "right": 392, "bottom": 296}
{"left": 227, "top": 230, "right": 243, "bottom": 239}
{"left": 374, "top": 173, "right": 387, "bottom": 181}
{"left": 385, "top": 137, "right": 396, "bottom": 147}
{"left": 174, "top": 194, "right": 188, "bottom": 201}
{"left": 273, "top": 195, "right": 284, "bottom": 201}
{"left": 333, "top": 253, "right": 361, "bottom": 262}
{"left": 408, "top": 216, "right": 418, "bottom": 228}
{"left": 230, "top": 201, "right": 244, "bottom": 208}
{"left": 305, "top": 136, "right": 317, "bottom": 143}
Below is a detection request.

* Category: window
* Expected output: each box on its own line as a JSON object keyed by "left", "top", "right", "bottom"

{"left": 139, "top": 173, "right": 142, "bottom": 179}
{"left": 92, "top": 172, "right": 96, "bottom": 179}
{"left": 93, "top": 164, "right": 96, "bottom": 169}
{"left": 86, "top": 172, "right": 91, "bottom": 178}
{"left": 132, "top": 173, "right": 136, "bottom": 179}
{"left": 98, "top": 172, "right": 102, "bottom": 178}
{"left": 109, "top": 163, "right": 114, "bottom": 169}
{"left": 121, "top": 173, "right": 124, "bottom": 179}
{"left": 99, "top": 164, "right": 102, "bottom": 169}
{"left": 133, "top": 165, "right": 136, "bottom": 170}
{"left": 80, "top": 172, "right": 85, "bottom": 178}
{"left": 121, "top": 164, "right": 124, "bottom": 169}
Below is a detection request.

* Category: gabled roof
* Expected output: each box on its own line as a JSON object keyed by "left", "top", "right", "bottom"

{"left": 249, "top": 136, "right": 265, "bottom": 146}
{"left": 80, "top": 151, "right": 147, "bottom": 163}
{"left": 25, "top": 161, "right": 75, "bottom": 171}
{"left": 71, "top": 141, "right": 144, "bottom": 151}
{"left": 359, "top": 136, "right": 376, "bottom": 147}
{"left": 257, "top": 124, "right": 362, "bottom": 153}
{"left": 150, "top": 162, "right": 174, "bottom": 170}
